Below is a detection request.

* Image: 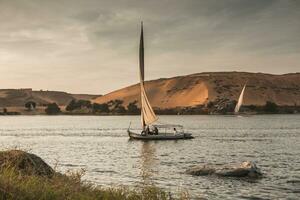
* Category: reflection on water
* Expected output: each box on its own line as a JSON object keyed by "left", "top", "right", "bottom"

{"left": 139, "top": 142, "right": 157, "bottom": 186}
{"left": 0, "top": 115, "right": 299, "bottom": 199}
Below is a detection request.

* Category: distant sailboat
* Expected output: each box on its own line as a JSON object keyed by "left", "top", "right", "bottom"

{"left": 234, "top": 84, "right": 246, "bottom": 114}
{"left": 127, "top": 22, "right": 193, "bottom": 140}
{"left": 30, "top": 103, "right": 34, "bottom": 111}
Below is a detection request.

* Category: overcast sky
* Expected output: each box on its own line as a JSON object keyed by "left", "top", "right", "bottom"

{"left": 0, "top": 0, "right": 299, "bottom": 94}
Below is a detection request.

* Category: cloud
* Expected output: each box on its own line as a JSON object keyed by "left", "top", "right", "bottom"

{"left": 0, "top": 0, "right": 299, "bottom": 93}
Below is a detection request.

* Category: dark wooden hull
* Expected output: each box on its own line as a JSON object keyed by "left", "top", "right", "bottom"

{"left": 127, "top": 130, "right": 194, "bottom": 140}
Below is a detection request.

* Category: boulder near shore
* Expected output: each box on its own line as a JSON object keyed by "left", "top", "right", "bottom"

{"left": 186, "top": 161, "right": 262, "bottom": 178}
{"left": 0, "top": 150, "right": 54, "bottom": 177}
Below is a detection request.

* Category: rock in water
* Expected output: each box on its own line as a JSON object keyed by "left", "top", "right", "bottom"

{"left": 186, "top": 161, "right": 262, "bottom": 178}
{"left": 186, "top": 165, "right": 216, "bottom": 176}
{"left": 216, "top": 161, "right": 262, "bottom": 177}
{"left": 0, "top": 150, "right": 55, "bottom": 177}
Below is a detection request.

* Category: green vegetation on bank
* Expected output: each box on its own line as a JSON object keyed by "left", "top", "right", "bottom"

{"left": 0, "top": 98, "right": 299, "bottom": 115}
{"left": 0, "top": 170, "right": 186, "bottom": 200}
{"left": 45, "top": 103, "right": 61, "bottom": 115}
{"left": 63, "top": 99, "right": 300, "bottom": 115}
{"left": 0, "top": 150, "right": 189, "bottom": 200}
{"left": 65, "top": 99, "right": 140, "bottom": 115}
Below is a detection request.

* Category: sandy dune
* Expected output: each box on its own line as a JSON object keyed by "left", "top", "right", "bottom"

{"left": 1, "top": 72, "right": 299, "bottom": 109}
{"left": 93, "top": 77, "right": 209, "bottom": 109}
{"left": 94, "top": 72, "right": 300, "bottom": 108}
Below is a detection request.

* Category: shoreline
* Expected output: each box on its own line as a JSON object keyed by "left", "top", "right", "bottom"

{"left": 0, "top": 150, "right": 188, "bottom": 200}
{"left": 1, "top": 103, "right": 300, "bottom": 116}
{"left": 0, "top": 112, "right": 299, "bottom": 116}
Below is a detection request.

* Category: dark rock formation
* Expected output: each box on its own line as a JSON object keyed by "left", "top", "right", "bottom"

{"left": 186, "top": 161, "right": 262, "bottom": 178}
{"left": 0, "top": 150, "right": 55, "bottom": 177}
{"left": 209, "top": 98, "right": 237, "bottom": 114}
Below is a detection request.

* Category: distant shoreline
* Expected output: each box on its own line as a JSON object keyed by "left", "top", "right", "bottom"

{"left": 1, "top": 112, "right": 299, "bottom": 116}
{"left": 1, "top": 101, "right": 300, "bottom": 116}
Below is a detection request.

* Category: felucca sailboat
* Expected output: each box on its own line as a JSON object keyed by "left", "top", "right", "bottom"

{"left": 127, "top": 22, "right": 193, "bottom": 140}
{"left": 234, "top": 83, "right": 247, "bottom": 114}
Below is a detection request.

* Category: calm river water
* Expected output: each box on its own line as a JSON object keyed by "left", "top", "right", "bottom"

{"left": 0, "top": 115, "right": 299, "bottom": 199}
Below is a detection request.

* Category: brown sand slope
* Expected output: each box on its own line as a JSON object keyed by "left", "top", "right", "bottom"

{"left": 94, "top": 72, "right": 300, "bottom": 108}
{"left": 0, "top": 89, "right": 101, "bottom": 107}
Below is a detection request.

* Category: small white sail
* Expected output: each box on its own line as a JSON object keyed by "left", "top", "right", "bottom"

{"left": 234, "top": 84, "right": 246, "bottom": 113}
{"left": 139, "top": 22, "right": 158, "bottom": 128}
{"left": 30, "top": 103, "right": 34, "bottom": 110}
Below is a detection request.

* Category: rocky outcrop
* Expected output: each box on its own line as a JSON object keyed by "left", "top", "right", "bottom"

{"left": 186, "top": 161, "right": 262, "bottom": 178}
{"left": 207, "top": 98, "right": 237, "bottom": 114}
{"left": 0, "top": 150, "right": 55, "bottom": 177}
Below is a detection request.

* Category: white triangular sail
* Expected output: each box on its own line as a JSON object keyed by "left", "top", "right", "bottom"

{"left": 139, "top": 22, "right": 158, "bottom": 129}
{"left": 30, "top": 103, "right": 34, "bottom": 110}
{"left": 234, "top": 84, "right": 246, "bottom": 113}
{"left": 140, "top": 83, "right": 158, "bottom": 126}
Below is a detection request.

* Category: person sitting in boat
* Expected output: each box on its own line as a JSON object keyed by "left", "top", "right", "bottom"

{"left": 141, "top": 130, "right": 146, "bottom": 136}
{"left": 145, "top": 126, "right": 151, "bottom": 135}
{"left": 173, "top": 128, "right": 177, "bottom": 135}
{"left": 149, "top": 125, "right": 158, "bottom": 135}
{"left": 154, "top": 126, "right": 159, "bottom": 135}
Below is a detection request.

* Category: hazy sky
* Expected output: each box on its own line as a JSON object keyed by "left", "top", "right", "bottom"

{"left": 0, "top": 0, "right": 299, "bottom": 94}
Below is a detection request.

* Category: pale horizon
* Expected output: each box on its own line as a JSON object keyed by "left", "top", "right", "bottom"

{"left": 1, "top": 0, "right": 299, "bottom": 94}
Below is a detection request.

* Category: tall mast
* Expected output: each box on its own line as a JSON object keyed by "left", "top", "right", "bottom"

{"left": 139, "top": 21, "right": 144, "bottom": 83}
{"left": 138, "top": 22, "right": 158, "bottom": 130}
{"left": 139, "top": 22, "right": 145, "bottom": 129}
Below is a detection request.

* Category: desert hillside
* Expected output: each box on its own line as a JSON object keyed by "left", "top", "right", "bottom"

{"left": 0, "top": 88, "right": 101, "bottom": 107}
{"left": 94, "top": 72, "right": 300, "bottom": 108}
